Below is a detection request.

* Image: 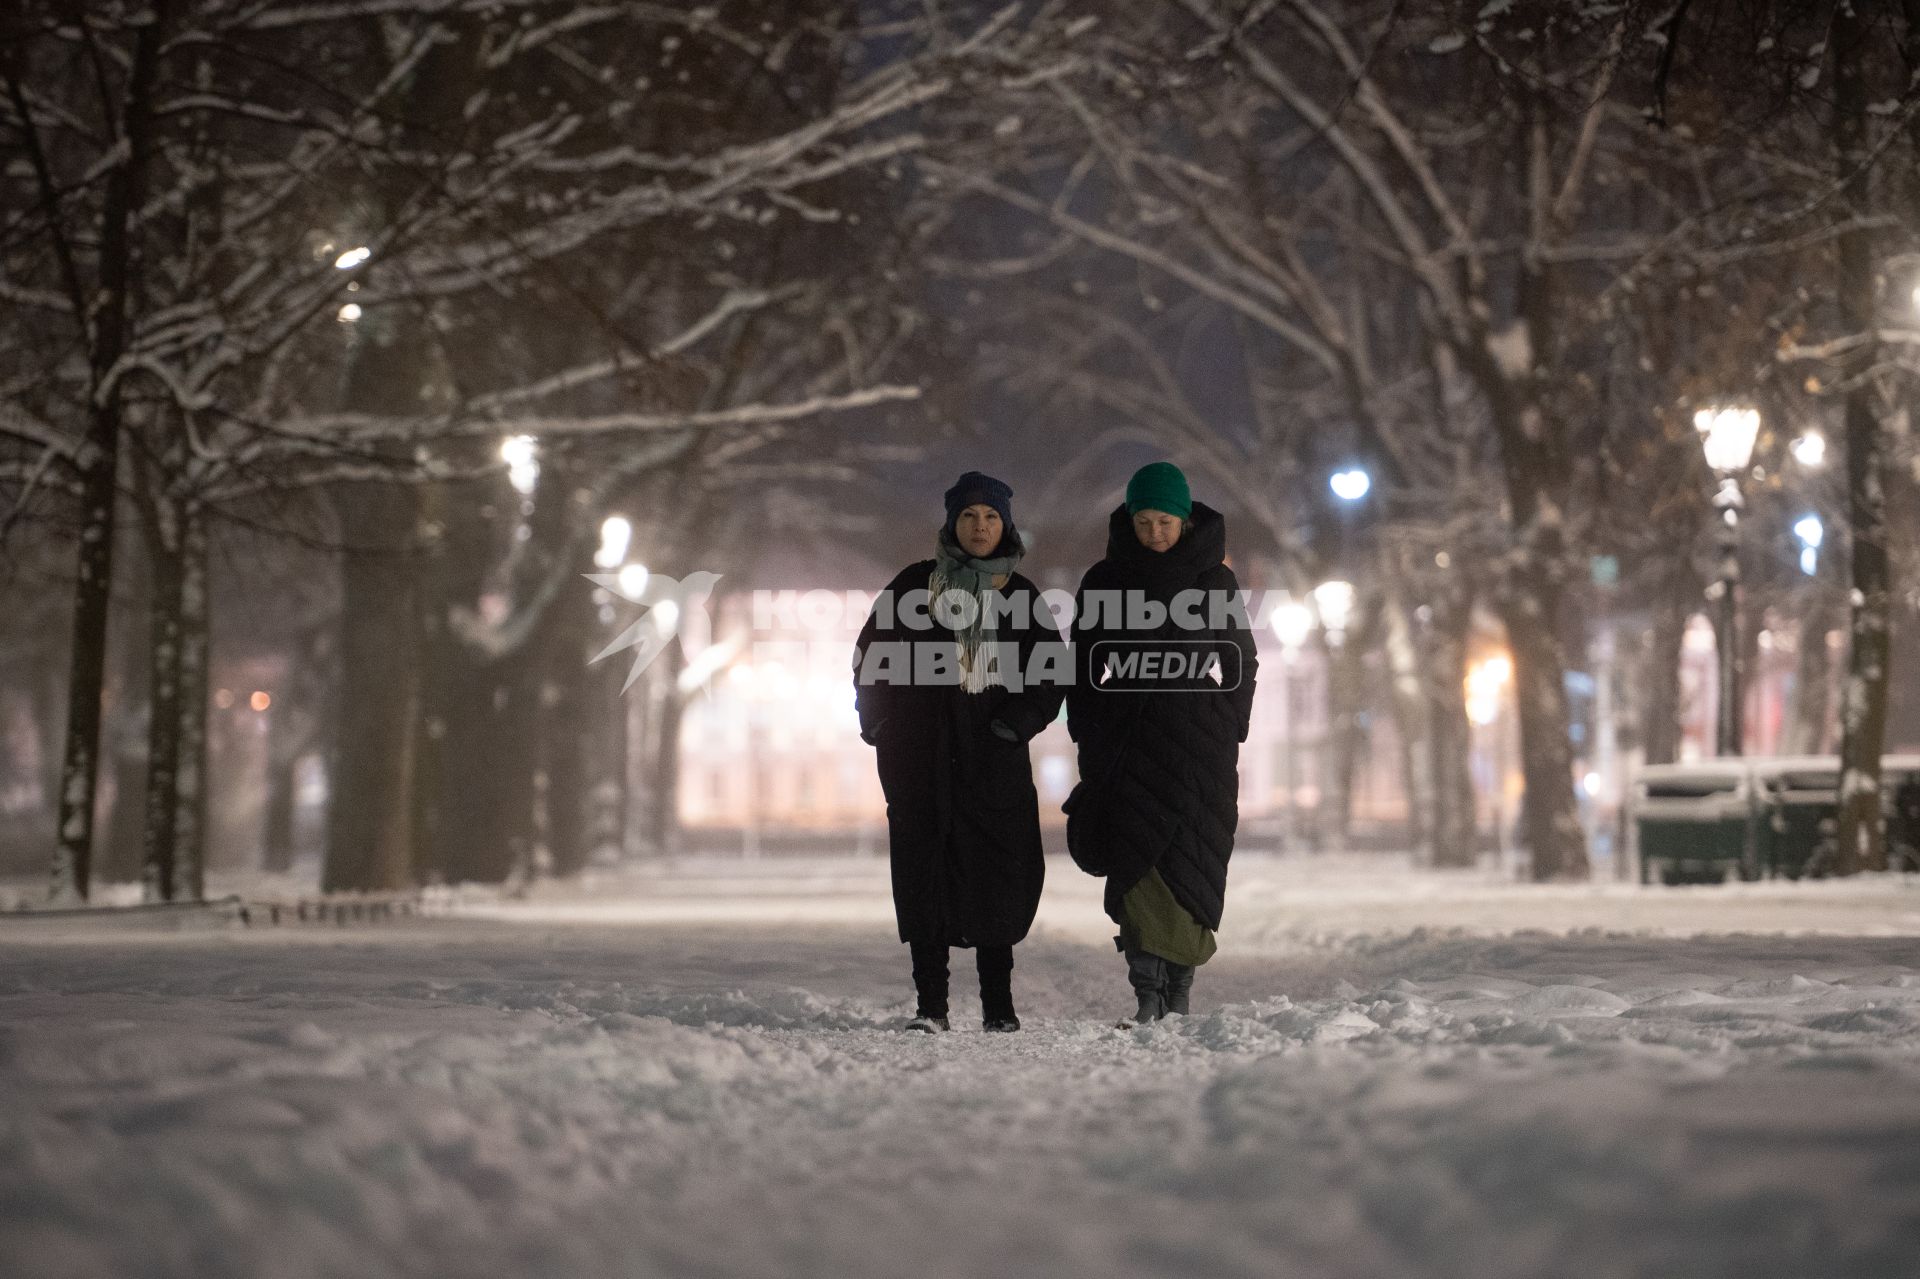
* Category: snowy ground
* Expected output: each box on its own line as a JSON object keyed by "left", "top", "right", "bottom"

{"left": 5, "top": 854, "right": 1920, "bottom": 1279}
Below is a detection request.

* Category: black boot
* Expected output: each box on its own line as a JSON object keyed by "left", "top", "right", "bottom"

{"left": 977, "top": 945, "right": 1019, "bottom": 1032}
{"left": 1164, "top": 963, "right": 1195, "bottom": 1016}
{"left": 908, "top": 940, "right": 950, "bottom": 1031}
{"left": 1124, "top": 950, "right": 1168, "bottom": 1025}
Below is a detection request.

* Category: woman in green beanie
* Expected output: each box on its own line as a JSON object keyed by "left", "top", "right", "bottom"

{"left": 1065, "top": 461, "right": 1258, "bottom": 1024}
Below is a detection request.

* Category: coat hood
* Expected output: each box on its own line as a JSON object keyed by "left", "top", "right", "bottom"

{"left": 1101, "top": 500, "right": 1229, "bottom": 597}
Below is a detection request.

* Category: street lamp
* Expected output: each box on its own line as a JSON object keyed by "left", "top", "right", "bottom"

{"left": 617, "top": 562, "right": 650, "bottom": 601}
{"left": 1790, "top": 432, "right": 1827, "bottom": 468}
{"left": 1794, "top": 514, "right": 1824, "bottom": 577}
{"left": 596, "top": 516, "right": 632, "bottom": 569}
{"left": 1310, "top": 580, "right": 1356, "bottom": 645}
{"left": 1329, "top": 468, "right": 1372, "bottom": 502}
{"left": 1694, "top": 406, "right": 1761, "bottom": 755}
{"left": 501, "top": 434, "right": 539, "bottom": 495}
{"left": 1465, "top": 653, "right": 1512, "bottom": 728}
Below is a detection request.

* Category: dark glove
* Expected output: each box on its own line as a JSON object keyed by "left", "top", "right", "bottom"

{"left": 988, "top": 718, "right": 1021, "bottom": 743}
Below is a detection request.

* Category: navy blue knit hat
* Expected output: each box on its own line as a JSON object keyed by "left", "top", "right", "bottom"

{"left": 943, "top": 471, "right": 1014, "bottom": 540}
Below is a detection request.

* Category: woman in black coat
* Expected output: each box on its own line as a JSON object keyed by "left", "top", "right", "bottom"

{"left": 1065, "top": 462, "right": 1257, "bottom": 1024}
{"left": 853, "top": 472, "right": 1068, "bottom": 1033}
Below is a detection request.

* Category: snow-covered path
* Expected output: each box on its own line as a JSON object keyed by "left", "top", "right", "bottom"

{"left": 5, "top": 856, "right": 1920, "bottom": 1279}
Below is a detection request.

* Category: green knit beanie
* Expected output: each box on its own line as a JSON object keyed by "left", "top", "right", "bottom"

{"left": 1126, "top": 461, "right": 1192, "bottom": 520}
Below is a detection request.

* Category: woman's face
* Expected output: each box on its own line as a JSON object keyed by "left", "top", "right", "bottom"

{"left": 955, "top": 504, "right": 1004, "bottom": 557}
{"left": 1133, "top": 509, "right": 1183, "bottom": 552}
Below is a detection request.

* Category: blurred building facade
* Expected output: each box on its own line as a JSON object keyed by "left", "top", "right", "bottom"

{"left": 674, "top": 589, "right": 1413, "bottom": 854}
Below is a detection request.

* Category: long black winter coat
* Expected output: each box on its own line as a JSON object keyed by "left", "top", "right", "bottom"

{"left": 1064, "top": 503, "right": 1258, "bottom": 931}
{"left": 854, "top": 562, "right": 1068, "bottom": 948}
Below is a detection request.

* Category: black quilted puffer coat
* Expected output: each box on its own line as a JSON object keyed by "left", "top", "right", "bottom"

{"left": 853, "top": 562, "right": 1068, "bottom": 948}
{"left": 1064, "top": 503, "right": 1258, "bottom": 931}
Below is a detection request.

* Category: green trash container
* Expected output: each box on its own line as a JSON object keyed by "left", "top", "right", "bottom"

{"left": 1750, "top": 754, "right": 1920, "bottom": 877}
{"left": 1751, "top": 756, "right": 1838, "bottom": 880}
{"left": 1631, "top": 761, "right": 1758, "bottom": 885}
{"left": 1878, "top": 754, "right": 1920, "bottom": 873}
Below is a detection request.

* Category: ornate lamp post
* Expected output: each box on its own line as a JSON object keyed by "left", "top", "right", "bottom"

{"left": 1694, "top": 406, "right": 1762, "bottom": 756}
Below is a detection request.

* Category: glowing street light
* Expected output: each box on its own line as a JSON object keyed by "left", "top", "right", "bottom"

{"left": 596, "top": 516, "right": 632, "bottom": 569}
{"left": 336, "top": 303, "right": 362, "bottom": 323}
{"left": 617, "top": 562, "right": 650, "bottom": 600}
{"left": 1790, "top": 432, "right": 1827, "bottom": 468}
{"left": 1272, "top": 598, "right": 1314, "bottom": 652}
{"left": 1694, "top": 406, "right": 1761, "bottom": 475}
{"left": 1694, "top": 405, "right": 1759, "bottom": 755}
{"left": 1311, "top": 580, "right": 1356, "bottom": 642}
{"left": 1794, "top": 514, "right": 1824, "bottom": 577}
{"left": 334, "top": 246, "right": 371, "bottom": 270}
{"left": 1329, "top": 468, "right": 1372, "bottom": 502}
{"left": 501, "top": 434, "right": 539, "bottom": 495}
{"left": 1465, "top": 653, "right": 1512, "bottom": 727}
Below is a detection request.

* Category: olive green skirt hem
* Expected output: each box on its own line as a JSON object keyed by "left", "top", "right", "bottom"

{"left": 1116, "top": 868, "right": 1217, "bottom": 967}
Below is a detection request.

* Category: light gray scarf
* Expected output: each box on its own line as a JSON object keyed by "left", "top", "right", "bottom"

{"left": 929, "top": 525, "right": 1023, "bottom": 693}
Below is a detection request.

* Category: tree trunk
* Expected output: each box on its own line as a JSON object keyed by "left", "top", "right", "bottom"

{"left": 39, "top": 3, "right": 171, "bottom": 901}
{"left": 171, "top": 497, "right": 209, "bottom": 901}
{"left": 100, "top": 536, "right": 152, "bottom": 884}
{"left": 1452, "top": 361, "right": 1586, "bottom": 876}
{"left": 1886, "top": 600, "right": 1920, "bottom": 751}
{"left": 1640, "top": 569, "right": 1693, "bottom": 767}
{"left": 592, "top": 622, "right": 632, "bottom": 863}
{"left": 261, "top": 752, "right": 298, "bottom": 875}
{"left": 1425, "top": 582, "right": 1479, "bottom": 869}
{"left": 645, "top": 644, "right": 689, "bottom": 857}
{"left": 1321, "top": 594, "right": 1378, "bottom": 850}
{"left": 543, "top": 585, "right": 596, "bottom": 877}
{"left": 1832, "top": 3, "right": 1891, "bottom": 875}
{"left": 33, "top": 660, "right": 66, "bottom": 837}
{"left": 624, "top": 619, "right": 671, "bottom": 858}
{"left": 1498, "top": 575, "right": 1589, "bottom": 881}
{"left": 430, "top": 644, "right": 539, "bottom": 885}
{"left": 102, "top": 713, "right": 150, "bottom": 885}
{"left": 322, "top": 21, "right": 483, "bottom": 893}
{"left": 141, "top": 489, "right": 183, "bottom": 902}
{"left": 263, "top": 627, "right": 325, "bottom": 875}
{"left": 1378, "top": 588, "right": 1431, "bottom": 857}
{"left": 1786, "top": 587, "right": 1839, "bottom": 755}
{"left": 323, "top": 486, "right": 421, "bottom": 893}
{"left": 409, "top": 484, "right": 451, "bottom": 884}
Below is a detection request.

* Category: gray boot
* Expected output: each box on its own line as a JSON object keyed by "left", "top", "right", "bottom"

{"left": 1164, "top": 963, "right": 1195, "bottom": 1016}
{"left": 1125, "top": 950, "right": 1168, "bottom": 1024}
